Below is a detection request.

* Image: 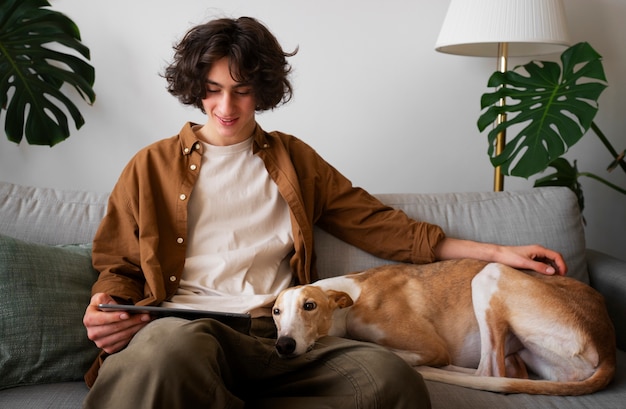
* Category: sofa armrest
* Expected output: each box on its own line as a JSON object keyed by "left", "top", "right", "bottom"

{"left": 586, "top": 249, "right": 626, "bottom": 351}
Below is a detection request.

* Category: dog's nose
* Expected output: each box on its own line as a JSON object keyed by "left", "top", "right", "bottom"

{"left": 275, "top": 336, "right": 297, "bottom": 357}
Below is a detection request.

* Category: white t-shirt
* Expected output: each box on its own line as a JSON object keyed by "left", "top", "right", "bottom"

{"left": 161, "top": 136, "right": 294, "bottom": 317}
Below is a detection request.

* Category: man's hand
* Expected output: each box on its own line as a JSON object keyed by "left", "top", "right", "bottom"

{"left": 491, "top": 243, "right": 567, "bottom": 276}
{"left": 83, "top": 293, "right": 153, "bottom": 354}
{"left": 434, "top": 238, "right": 568, "bottom": 276}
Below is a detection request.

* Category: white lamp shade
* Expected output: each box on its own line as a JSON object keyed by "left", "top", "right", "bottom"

{"left": 436, "top": 0, "right": 571, "bottom": 57}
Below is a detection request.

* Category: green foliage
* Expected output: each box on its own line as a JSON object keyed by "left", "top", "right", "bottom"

{"left": 478, "top": 42, "right": 626, "bottom": 212}
{"left": 534, "top": 158, "right": 585, "bottom": 212}
{"left": 478, "top": 42, "right": 607, "bottom": 177}
{"left": 0, "top": 0, "right": 95, "bottom": 146}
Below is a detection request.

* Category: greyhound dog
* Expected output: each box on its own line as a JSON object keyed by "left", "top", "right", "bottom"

{"left": 271, "top": 259, "right": 616, "bottom": 395}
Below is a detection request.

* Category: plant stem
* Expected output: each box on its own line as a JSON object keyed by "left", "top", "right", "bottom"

{"left": 590, "top": 121, "right": 626, "bottom": 174}
{"left": 579, "top": 172, "right": 626, "bottom": 195}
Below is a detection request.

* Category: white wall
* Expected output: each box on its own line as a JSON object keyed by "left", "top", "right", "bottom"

{"left": 1, "top": 0, "right": 624, "bottom": 259}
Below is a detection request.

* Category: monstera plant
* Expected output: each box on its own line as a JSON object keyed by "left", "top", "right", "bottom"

{"left": 478, "top": 42, "right": 626, "bottom": 211}
{"left": 0, "top": 0, "right": 95, "bottom": 146}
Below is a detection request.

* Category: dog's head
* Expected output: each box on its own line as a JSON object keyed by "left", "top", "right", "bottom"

{"left": 272, "top": 285, "right": 353, "bottom": 358}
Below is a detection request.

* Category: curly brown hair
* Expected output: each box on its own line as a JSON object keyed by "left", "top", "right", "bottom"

{"left": 163, "top": 17, "right": 297, "bottom": 112}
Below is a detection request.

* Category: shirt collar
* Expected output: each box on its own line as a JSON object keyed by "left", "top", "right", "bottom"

{"left": 179, "top": 121, "right": 271, "bottom": 156}
{"left": 252, "top": 124, "right": 271, "bottom": 153}
{"left": 179, "top": 122, "right": 203, "bottom": 156}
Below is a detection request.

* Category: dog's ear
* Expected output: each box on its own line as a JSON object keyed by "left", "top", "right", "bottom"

{"left": 326, "top": 290, "right": 354, "bottom": 309}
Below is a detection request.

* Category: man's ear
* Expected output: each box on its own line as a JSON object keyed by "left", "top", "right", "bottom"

{"left": 326, "top": 290, "right": 354, "bottom": 309}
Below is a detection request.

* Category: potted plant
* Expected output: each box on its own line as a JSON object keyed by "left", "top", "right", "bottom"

{"left": 0, "top": 0, "right": 95, "bottom": 146}
{"left": 478, "top": 42, "right": 625, "bottom": 212}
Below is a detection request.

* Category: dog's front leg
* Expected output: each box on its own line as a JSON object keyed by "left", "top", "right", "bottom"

{"left": 356, "top": 317, "right": 453, "bottom": 367}
{"left": 388, "top": 344, "right": 451, "bottom": 367}
{"left": 389, "top": 323, "right": 454, "bottom": 367}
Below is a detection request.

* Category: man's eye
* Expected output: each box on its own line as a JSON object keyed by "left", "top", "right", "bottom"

{"left": 303, "top": 302, "right": 316, "bottom": 311}
{"left": 206, "top": 88, "right": 220, "bottom": 93}
{"left": 235, "top": 89, "right": 252, "bottom": 95}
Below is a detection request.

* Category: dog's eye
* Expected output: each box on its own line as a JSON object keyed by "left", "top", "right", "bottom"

{"left": 303, "top": 302, "right": 317, "bottom": 311}
{"left": 272, "top": 308, "right": 280, "bottom": 315}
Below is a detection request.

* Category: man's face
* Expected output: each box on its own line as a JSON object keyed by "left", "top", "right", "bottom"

{"left": 199, "top": 57, "right": 257, "bottom": 146}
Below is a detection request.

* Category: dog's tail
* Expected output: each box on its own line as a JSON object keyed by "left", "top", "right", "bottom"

{"left": 416, "top": 360, "right": 616, "bottom": 396}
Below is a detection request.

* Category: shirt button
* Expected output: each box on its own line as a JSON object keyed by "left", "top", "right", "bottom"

{"left": 169, "top": 276, "right": 177, "bottom": 282}
{"left": 183, "top": 147, "right": 190, "bottom": 154}
{"left": 176, "top": 237, "right": 184, "bottom": 244}
{"left": 179, "top": 194, "right": 187, "bottom": 201}
{"left": 190, "top": 164, "right": 197, "bottom": 171}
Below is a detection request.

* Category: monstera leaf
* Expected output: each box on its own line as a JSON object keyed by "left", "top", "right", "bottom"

{"left": 534, "top": 158, "right": 585, "bottom": 212}
{"left": 0, "top": 0, "right": 95, "bottom": 146}
{"left": 477, "top": 42, "right": 607, "bottom": 178}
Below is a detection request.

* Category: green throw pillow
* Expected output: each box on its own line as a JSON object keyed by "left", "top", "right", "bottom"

{"left": 0, "top": 234, "right": 100, "bottom": 390}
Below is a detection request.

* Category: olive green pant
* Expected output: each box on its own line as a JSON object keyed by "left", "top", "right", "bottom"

{"left": 83, "top": 317, "right": 431, "bottom": 409}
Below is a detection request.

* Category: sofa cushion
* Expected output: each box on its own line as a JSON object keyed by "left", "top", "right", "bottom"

{"left": 426, "top": 349, "right": 626, "bottom": 409}
{"left": 0, "top": 381, "right": 88, "bottom": 409}
{"left": 0, "top": 234, "right": 99, "bottom": 390}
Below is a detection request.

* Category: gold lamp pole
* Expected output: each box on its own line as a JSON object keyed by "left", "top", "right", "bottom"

{"left": 493, "top": 42, "right": 508, "bottom": 192}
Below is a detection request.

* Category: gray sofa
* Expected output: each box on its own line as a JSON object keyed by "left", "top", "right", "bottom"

{"left": 0, "top": 180, "right": 624, "bottom": 408}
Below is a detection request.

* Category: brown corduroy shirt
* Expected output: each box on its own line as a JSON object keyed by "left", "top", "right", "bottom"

{"left": 85, "top": 122, "right": 445, "bottom": 386}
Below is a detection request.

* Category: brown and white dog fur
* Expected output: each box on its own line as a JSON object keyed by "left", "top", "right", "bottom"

{"left": 271, "top": 259, "right": 616, "bottom": 395}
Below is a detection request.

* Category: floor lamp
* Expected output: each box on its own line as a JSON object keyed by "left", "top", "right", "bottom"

{"left": 435, "top": 0, "right": 570, "bottom": 191}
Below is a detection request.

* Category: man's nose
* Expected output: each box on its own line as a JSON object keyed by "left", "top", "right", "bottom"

{"left": 217, "top": 92, "right": 234, "bottom": 113}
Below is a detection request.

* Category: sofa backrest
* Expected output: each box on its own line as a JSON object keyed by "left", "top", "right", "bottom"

{"left": 0, "top": 181, "right": 587, "bottom": 283}
{"left": 315, "top": 187, "right": 588, "bottom": 283}
{"left": 0, "top": 182, "right": 108, "bottom": 246}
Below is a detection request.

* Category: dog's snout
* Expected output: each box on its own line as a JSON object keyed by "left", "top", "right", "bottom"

{"left": 275, "top": 336, "right": 297, "bottom": 357}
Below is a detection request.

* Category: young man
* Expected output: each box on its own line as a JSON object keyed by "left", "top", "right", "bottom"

{"left": 82, "top": 17, "right": 566, "bottom": 409}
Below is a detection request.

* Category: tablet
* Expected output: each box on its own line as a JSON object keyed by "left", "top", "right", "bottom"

{"left": 98, "top": 304, "right": 251, "bottom": 334}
